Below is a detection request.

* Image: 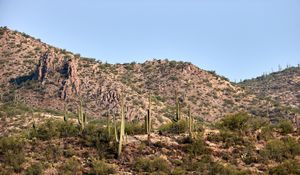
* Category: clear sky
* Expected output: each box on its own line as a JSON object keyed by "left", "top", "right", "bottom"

{"left": 0, "top": 0, "right": 299, "bottom": 81}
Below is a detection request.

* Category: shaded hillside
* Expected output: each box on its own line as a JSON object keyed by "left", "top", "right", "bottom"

{"left": 0, "top": 27, "right": 297, "bottom": 125}
{"left": 240, "top": 67, "right": 300, "bottom": 110}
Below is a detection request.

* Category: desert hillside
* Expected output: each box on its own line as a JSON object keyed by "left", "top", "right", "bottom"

{"left": 1, "top": 26, "right": 285, "bottom": 126}
{"left": 240, "top": 66, "right": 300, "bottom": 109}
{"left": 1, "top": 103, "right": 300, "bottom": 174}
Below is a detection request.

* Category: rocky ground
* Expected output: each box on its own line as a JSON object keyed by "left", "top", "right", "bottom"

{"left": 1, "top": 101, "right": 300, "bottom": 175}
{"left": 240, "top": 66, "right": 300, "bottom": 109}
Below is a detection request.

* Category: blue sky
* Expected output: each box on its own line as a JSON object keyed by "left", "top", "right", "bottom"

{"left": 0, "top": 0, "right": 299, "bottom": 81}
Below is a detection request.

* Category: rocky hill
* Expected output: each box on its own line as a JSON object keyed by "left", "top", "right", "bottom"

{"left": 0, "top": 27, "right": 299, "bottom": 125}
{"left": 240, "top": 67, "right": 300, "bottom": 111}
{"left": 0, "top": 27, "right": 298, "bottom": 126}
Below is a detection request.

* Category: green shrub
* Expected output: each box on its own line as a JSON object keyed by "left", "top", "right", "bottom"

{"left": 125, "top": 121, "right": 145, "bottom": 135}
{"left": 262, "top": 139, "right": 287, "bottom": 162}
{"left": 25, "top": 163, "right": 43, "bottom": 175}
{"left": 183, "top": 155, "right": 213, "bottom": 172}
{"left": 277, "top": 120, "right": 294, "bottom": 134}
{"left": 240, "top": 147, "right": 260, "bottom": 165}
{"left": 81, "top": 123, "right": 116, "bottom": 157}
{"left": 44, "top": 144, "right": 63, "bottom": 162}
{"left": 187, "top": 138, "right": 210, "bottom": 156}
{"left": 269, "top": 159, "right": 300, "bottom": 175}
{"left": 159, "top": 120, "right": 188, "bottom": 134}
{"left": 58, "top": 122, "right": 80, "bottom": 138}
{"left": 247, "top": 117, "right": 269, "bottom": 132}
{"left": 209, "top": 162, "right": 248, "bottom": 175}
{"left": 261, "top": 137, "right": 300, "bottom": 162}
{"left": 283, "top": 137, "right": 300, "bottom": 156}
{"left": 29, "top": 120, "right": 80, "bottom": 140}
{"left": 63, "top": 149, "right": 76, "bottom": 158}
{"left": 217, "top": 113, "right": 249, "bottom": 132}
{"left": 0, "top": 136, "right": 25, "bottom": 172}
{"left": 207, "top": 130, "right": 248, "bottom": 148}
{"left": 133, "top": 157, "right": 170, "bottom": 173}
{"left": 90, "top": 159, "right": 115, "bottom": 175}
{"left": 257, "top": 125, "right": 274, "bottom": 141}
{"left": 29, "top": 120, "right": 60, "bottom": 140}
{"left": 183, "top": 155, "right": 247, "bottom": 174}
{"left": 58, "top": 157, "right": 82, "bottom": 175}
{"left": 171, "top": 167, "right": 186, "bottom": 175}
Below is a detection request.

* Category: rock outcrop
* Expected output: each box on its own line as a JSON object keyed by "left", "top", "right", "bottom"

{"left": 33, "top": 51, "right": 81, "bottom": 100}
{"left": 60, "top": 58, "right": 80, "bottom": 100}
{"left": 34, "top": 51, "right": 54, "bottom": 83}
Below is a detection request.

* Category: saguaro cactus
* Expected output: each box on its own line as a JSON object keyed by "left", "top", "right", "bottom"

{"left": 145, "top": 93, "right": 152, "bottom": 144}
{"left": 106, "top": 112, "right": 111, "bottom": 138}
{"left": 175, "top": 91, "right": 181, "bottom": 121}
{"left": 77, "top": 99, "right": 86, "bottom": 131}
{"left": 113, "top": 113, "right": 119, "bottom": 142}
{"left": 188, "top": 105, "right": 193, "bottom": 138}
{"left": 145, "top": 93, "right": 151, "bottom": 134}
{"left": 118, "top": 91, "right": 125, "bottom": 158}
{"left": 64, "top": 103, "right": 68, "bottom": 122}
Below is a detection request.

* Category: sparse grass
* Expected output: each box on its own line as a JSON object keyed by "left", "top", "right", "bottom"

{"left": 187, "top": 138, "right": 210, "bottom": 156}
{"left": 81, "top": 123, "right": 117, "bottom": 158}
{"left": 58, "top": 157, "right": 82, "bottom": 175}
{"left": 90, "top": 159, "right": 115, "bottom": 175}
{"left": 183, "top": 155, "right": 248, "bottom": 175}
{"left": 207, "top": 130, "right": 249, "bottom": 148}
{"left": 261, "top": 137, "right": 300, "bottom": 162}
{"left": 133, "top": 157, "right": 170, "bottom": 174}
{"left": 269, "top": 159, "right": 300, "bottom": 175}
{"left": 125, "top": 121, "right": 145, "bottom": 135}
{"left": 257, "top": 124, "right": 275, "bottom": 141}
{"left": 25, "top": 163, "right": 43, "bottom": 175}
{"left": 0, "top": 136, "right": 25, "bottom": 173}
{"left": 277, "top": 119, "right": 294, "bottom": 134}
{"left": 28, "top": 119, "right": 80, "bottom": 140}
{"left": 159, "top": 120, "right": 188, "bottom": 134}
{"left": 0, "top": 101, "right": 32, "bottom": 117}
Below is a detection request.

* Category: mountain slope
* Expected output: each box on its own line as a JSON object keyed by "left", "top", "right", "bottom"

{"left": 240, "top": 67, "right": 300, "bottom": 109}
{"left": 0, "top": 27, "right": 297, "bottom": 125}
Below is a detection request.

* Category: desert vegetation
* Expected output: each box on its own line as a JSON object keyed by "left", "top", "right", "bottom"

{"left": 1, "top": 91, "right": 300, "bottom": 175}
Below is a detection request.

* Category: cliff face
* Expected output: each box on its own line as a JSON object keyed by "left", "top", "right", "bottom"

{"left": 0, "top": 27, "right": 298, "bottom": 126}
{"left": 60, "top": 58, "right": 80, "bottom": 100}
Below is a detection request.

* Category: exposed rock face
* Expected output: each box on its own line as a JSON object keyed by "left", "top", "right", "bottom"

{"left": 35, "top": 51, "right": 54, "bottom": 83}
{"left": 60, "top": 58, "right": 80, "bottom": 100}
{"left": 32, "top": 51, "right": 81, "bottom": 101}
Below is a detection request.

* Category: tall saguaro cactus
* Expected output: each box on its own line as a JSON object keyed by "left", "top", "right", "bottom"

{"left": 175, "top": 91, "right": 181, "bottom": 121}
{"left": 188, "top": 105, "right": 193, "bottom": 138}
{"left": 64, "top": 103, "right": 68, "bottom": 122}
{"left": 145, "top": 93, "right": 152, "bottom": 144}
{"left": 145, "top": 93, "right": 151, "bottom": 134}
{"left": 118, "top": 91, "right": 125, "bottom": 158}
{"left": 77, "top": 99, "right": 86, "bottom": 131}
{"left": 106, "top": 112, "right": 111, "bottom": 138}
{"left": 113, "top": 113, "right": 119, "bottom": 142}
